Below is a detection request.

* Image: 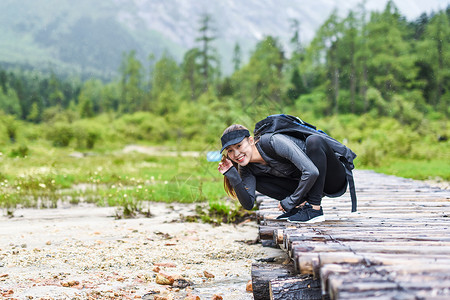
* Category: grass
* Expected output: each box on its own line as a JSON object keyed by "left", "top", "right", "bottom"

{"left": 373, "top": 158, "right": 450, "bottom": 181}
{"left": 0, "top": 143, "right": 234, "bottom": 219}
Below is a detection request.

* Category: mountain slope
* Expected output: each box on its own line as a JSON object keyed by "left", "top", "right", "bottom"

{"left": 0, "top": 0, "right": 446, "bottom": 78}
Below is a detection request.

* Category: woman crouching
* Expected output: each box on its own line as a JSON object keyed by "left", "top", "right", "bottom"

{"left": 217, "top": 124, "right": 348, "bottom": 223}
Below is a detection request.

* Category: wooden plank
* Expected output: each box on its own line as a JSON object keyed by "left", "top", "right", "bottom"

{"left": 251, "top": 263, "right": 296, "bottom": 300}
{"left": 291, "top": 241, "right": 450, "bottom": 258}
{"left": 259, "top": 226, "right": 279, "bottom": 240}
{"left": 320, "top": 262, "right": 450, "bottom": 298}
{"left": 298, "top": 251, "right": 450, "bottom": 276}
{"left": 281, "top": 232, "right": 450, "bottom": 251}
{"left": 327, "top": 273, "right": 450, "bottom": 300}
{"left": 262, "top": 218, "right": 450, "bottom": 228}
{"left": 269, "top": 275, "right": 321, "bottom": 300}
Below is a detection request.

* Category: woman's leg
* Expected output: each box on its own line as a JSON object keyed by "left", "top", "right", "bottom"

{"left": 255, "top": 176, "right": 299, "bottom": 201}
{"left": 305, "top": 135, "right": 347, "bottom": 206}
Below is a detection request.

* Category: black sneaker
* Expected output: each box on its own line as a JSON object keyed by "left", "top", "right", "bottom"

{"left": 276, "top": 203, "right": 312, "bottom": 220}
{"left": 287, "top": 206, "right": 325, "bottom": 223}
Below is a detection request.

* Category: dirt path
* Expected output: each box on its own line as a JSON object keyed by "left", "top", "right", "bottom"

{"left": 0, "top": 203, "right": 285, "bottom": 299}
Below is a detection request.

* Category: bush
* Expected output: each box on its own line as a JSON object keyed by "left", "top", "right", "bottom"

{"left": 113, "top": 112, "right": 172, "bottom": 143}
{"left": 46, "top": 122, "right": 74, "bottom": 147}
{"left": 72, "top": 120, "right": 103, "bottom": 149}
{"left": 0, "top": 114, "right": 18, "bottom": 143}
{"left": 295, "top": 92, "right": 328, "bottom": 117}
{"left": 9, "top": 145, "right": 29, "bottom": 157}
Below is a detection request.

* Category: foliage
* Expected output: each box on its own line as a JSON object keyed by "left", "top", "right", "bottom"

{"left": 46, "top": 122, "right": 74, "bottom": 147}
{"left": 0, "top": 4, "right": 448, "bottom": 123}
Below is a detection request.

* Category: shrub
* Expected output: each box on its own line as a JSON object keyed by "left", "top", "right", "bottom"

{"left": 0, "top": 114, "right": 18, "bottom": 143}
{"left": 72, "top": 120, "right": 103, "bottom": 149}
{"left": 46, "top": 122, "right": 74, "bottom": 147}
{"left": 9, "top": 145, "right": 29, "bottom": 157}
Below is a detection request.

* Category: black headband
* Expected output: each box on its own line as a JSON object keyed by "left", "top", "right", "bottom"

{"left": 220, "top": 129, "right": 250, "bottom": 153}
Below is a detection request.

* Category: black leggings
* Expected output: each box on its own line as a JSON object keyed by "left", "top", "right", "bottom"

{"left": 255, "top": 135, "right": 347, "bottom": 206}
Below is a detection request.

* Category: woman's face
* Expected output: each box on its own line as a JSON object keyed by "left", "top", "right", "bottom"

{"left": 226, "top": 137, "right": 253, "bottom": 166}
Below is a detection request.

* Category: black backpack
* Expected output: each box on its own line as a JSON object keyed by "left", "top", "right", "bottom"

{"left": 254, "top": 114, "right": 357, "bottom": 212}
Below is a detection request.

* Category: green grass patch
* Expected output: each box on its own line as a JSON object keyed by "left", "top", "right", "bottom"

{"left": 0, "top": 144, "right": 230, "bottom": 219}
{"left": 373, "top": 159, "right": 450, "bottom": 181}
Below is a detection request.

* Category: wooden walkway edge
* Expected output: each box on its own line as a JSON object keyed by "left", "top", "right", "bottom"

{"left": 252, "top": 170, "right": 450, "bottom": 300}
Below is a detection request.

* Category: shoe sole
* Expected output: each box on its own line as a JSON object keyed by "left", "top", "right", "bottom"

{"left": 288, "top": 215, "right": 325, "bottom": 224}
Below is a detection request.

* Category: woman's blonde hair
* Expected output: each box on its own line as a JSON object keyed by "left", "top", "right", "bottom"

{"left": 222, "top": 124, "right": 249, "bottom": 199}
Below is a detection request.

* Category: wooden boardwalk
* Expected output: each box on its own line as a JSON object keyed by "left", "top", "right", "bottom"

{"left": 253, "top": 170, "right": 450, "bottom": 300}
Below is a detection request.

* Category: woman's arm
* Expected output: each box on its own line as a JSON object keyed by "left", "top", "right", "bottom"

{"left": 223, "top": 166, "right": 256, "bottom": 210}
{"left": 269, "top": 134, "right": 319, "bottom": 212}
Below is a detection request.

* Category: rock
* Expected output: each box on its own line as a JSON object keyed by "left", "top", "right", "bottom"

{"left": 184, "top": 294, "right": 200, "bottom": 300}
{"left": 203, "top": 271, "right": 215, "bottom": 278}
{"left": 70, "top": 280, "right": 80, "bottom": 286}
{"left": 69, "top": 152, "right": 85, "bottom": 158}
{"left": 46, "top": 241, "right": 52, "bottom": 245}
{"left": 155, "top": 273, "right": 174, "bottom": 285}
{"left": 212, "top": 295, "right": 223, "bottom": 300}
{"left": 61, "top": 280, "right": 79, "bottom": 287}
{"left": 152, "top": 266, "right": 161, "bottom": 273}
{"left": 154, "top": 262, "right": 176, "bottom": 268}
{"left": 246, "top": 280, "right": 253, "bottom": 292}
{"left": 172, "top": 278, "right": 193, "bottom": 289}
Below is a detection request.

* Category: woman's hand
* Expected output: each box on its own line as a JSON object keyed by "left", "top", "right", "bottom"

{"left": 218, "top": 156, "right": 233, "bottom": 174}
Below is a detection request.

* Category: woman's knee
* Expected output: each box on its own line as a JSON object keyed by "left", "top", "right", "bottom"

{"left": 306, "top": 135, "right": 325, "bottom": 153}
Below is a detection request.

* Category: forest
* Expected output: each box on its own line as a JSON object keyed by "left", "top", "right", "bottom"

{"left": 0, "top": 1, "right": 449, "bottom": 183}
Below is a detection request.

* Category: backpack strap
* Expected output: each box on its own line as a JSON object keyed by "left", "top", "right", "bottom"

{"left": 346, "top": 169, "right": 357, "bottom": 212}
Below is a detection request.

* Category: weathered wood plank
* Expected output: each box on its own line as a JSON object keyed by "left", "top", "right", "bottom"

{"left": 259, "top": 226, "right": 279, "bottom": 240}
{"left": 327, "top": 273, "right": 450, "bottom": 300}
{"left": 251, "top": 263, "right": 296, "bottom": 300}
{"left": 320, "top": 262, "right": 450, "bottom": 298}
{"left": 291, "top": 241, "right": 450, "bottom": 258}
{"left": 269, "top": 275, "right": 321, "bottom": 300}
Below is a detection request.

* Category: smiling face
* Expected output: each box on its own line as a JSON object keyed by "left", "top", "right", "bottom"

{"left": 225, "top": 137, "right": 254, "bottom": 166}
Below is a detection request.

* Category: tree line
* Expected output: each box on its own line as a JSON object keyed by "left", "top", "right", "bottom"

{"left": 0, "top": 1, "right": 448, "bottom": 129}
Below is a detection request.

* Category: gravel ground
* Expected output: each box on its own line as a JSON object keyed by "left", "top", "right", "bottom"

{"left": 0, "top": 203, "right": 285, "bottom": 300}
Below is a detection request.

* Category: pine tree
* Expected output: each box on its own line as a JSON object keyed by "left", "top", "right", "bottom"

{"left": 313, "top": 10, "right": 342, "bottom": 114}
{"left": 357, "top": 0, "right": 370, "bottom": 112}
{"left": 196, "top": 13, "right": 219, "bottom": 93}
{"left": 339, "top": 11, "right": 358, "bottom": 113}
{"left": 119, "top": 50, "right": 143, "bottom": 113}
{"left": 419, "top": 11, "right": 449, "bottom": 112}
{"left": 151, "top": 53, "right": 182, "bottom": 114}
{"left": 234, "top": 36, "right": 284, "bottom": 103}
{"left": 366, "top": 1, "right": 417, "bottom": 100}
{"left": 232, "top": 43, "right": 241, "bottom": 72}
{"left": 182, "top": 48, "right": 202, "bottom": 100}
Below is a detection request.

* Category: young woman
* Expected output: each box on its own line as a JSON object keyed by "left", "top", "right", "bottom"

{"left": 217, "top": 124, "right": 349, "bottom": 223}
